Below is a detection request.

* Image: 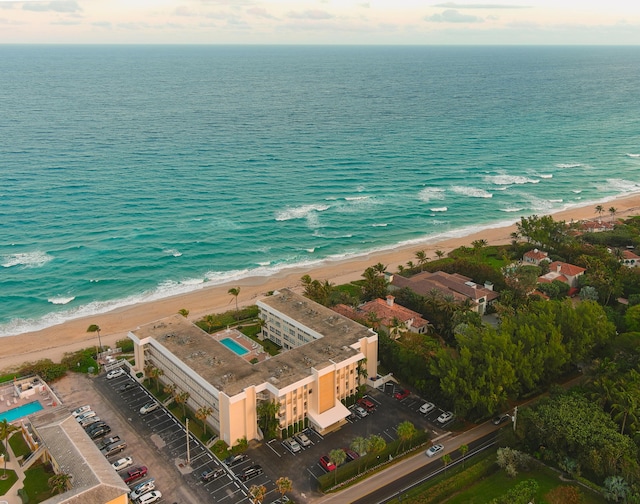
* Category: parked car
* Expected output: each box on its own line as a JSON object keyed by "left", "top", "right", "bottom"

{"left": 106, "top": 368, "right": 125, "bottom": 380}
{"left": 129, "top": 480, "right": 156, "bottom": 501}
{"left": 283, "top": 438, "right": 301, "bottom": 453}
{"left": 130, "top": 478, "right": 155, "bottom": 498}
{"left": 139, "top": 401, "right": 159, "bottom": 415}
{"left": 111, "top": 456, "right": 133, "bottom": 471}
{"left": 239, "top": 465, "right": 263, "bottom": 481}
{"left": 86, "top": 421, "right": 108, "bottom": 435}
{"left": 426, "top": 444, "right": 444, "bottom": 458}
{"left": 419, "top": 402, "right": 435, "bottom": 414}
{"left": 343, "top": 448, "right": 360, "bottom": 462}
{"left": 97, "top": 436, "right": 122, "bottom": 450}
{"left": 493, "top": 413, "right": 511, "bottom": 425}
{"left": 71, "top": 405, "right": 91, "bottom": 417}
{"left": 101, "top": 440, "right": 127, "bottom": 457}
{"left": 354, "top": 406, "right": 368, "bottom": 418}
{"left": 75, "top": 410, "right": 96, "bottom": 423}
{"left": 357, "top": 397, "right": 376, "bottom": 412}
{"left": 223, "top": 453, "right": 248, "bottom": 467}
{"left": 119, "top": 382, "right": 136, "bottom": 392}
{"left": 273, "top": 497, "right": 291, "bottom": 504}
{"left": 123, "top": 466, "right": 148, "bottom": 484}
{"left": 136, "top": 490, "right": 162, "bottom": 504}
{"left": 394, "top": 389, "right": 410, "bottom": 400}
{"left": 436, "top": 411, "right": 454, "bottom": 424}
{"left": 319, "top": 455, "right": 336, "bottom": 472}
{"left": 79, "top": 416, "right": 100, "bottom": 428}
{"left": 201, "top": 467, "right": 225, "bottom": 482}
{"left": 295, "top": 432, "right": 312, "bottom": 447}
{"left": 90, "top": 425, "right": 112, "bottom": 439}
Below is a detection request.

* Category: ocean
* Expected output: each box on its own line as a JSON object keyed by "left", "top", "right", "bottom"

{"left": 2, "top": 45, "right": 640, "bottom": 337}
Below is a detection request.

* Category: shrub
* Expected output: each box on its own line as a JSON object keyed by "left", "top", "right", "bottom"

{"left": 18, "top": 359, "right": 67, "bottom": 383}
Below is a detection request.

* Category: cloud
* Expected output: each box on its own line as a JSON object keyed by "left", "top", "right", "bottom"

{"left": 174, "top": 6, "right": 197, "bottom": 17}
{"left": 286, "top": 9, "right": 334, "bottom": 20}
{"left": 246, "top": 7, "right": 276, "bottom": 20}
{"left": 23, "top": 1, "right": 81, "bottom": 13}
{"left": 92, "top": 21, "right": 112, "bottom": 28}
{"left": 427, "top": 9, "right": 483, "bottom": 23}
{"left": 51, "top": 19, "right": 80, "bottom": 25}
{"left": 434, "top": 2, "right": 528, "bottom": 8}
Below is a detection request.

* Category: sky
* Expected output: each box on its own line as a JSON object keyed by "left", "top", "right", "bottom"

{"left": 1, "top": 0, "right": 640, "bottom": 45}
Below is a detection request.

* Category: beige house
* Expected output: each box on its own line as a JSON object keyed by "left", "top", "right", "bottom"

{"left": 523, "top": 248, "right": 549, "bottom": 266}
{"left": 538, "top": 261, "right": 586, "bottom": 288}
{"left": 27, "top": 407, "right": 130, "bottom": 504}
{"left": 129, "top": 289, "right": 377, "bottom": 446}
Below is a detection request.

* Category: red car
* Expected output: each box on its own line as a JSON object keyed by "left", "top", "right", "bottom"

{"left": 394, "top": 389, "right": 410, "bottom": 400}
{"left": 123, "top": 466, "right": 148, "bottom": 484}
{"left": 319, "top": 455, "right": 336, "bottom": 472}
{"left": 357, "top": 398, "right": 376, "bottom": 412}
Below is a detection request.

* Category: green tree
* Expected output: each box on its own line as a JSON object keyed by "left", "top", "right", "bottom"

{"left": 275, "top": 476, "right": 292, "bottom": 500}
{"left": 366, "top": 434, "right": 386, "bottom": 470}
{"left": 609, "top": 207, "right": 618, "bottom": 223}
{"left": 178, "top": 308, "right": 189, "bottom": 318}
{"left": 415, "top": 250, "right": 428, "bottom": 271}
{"left": 595, "top": 205, "right": 605, "bottom": 220}
{"left": 196, "top": 405, "right": 213, "bottom": 438}
{"left": 441, "top": 453, "right": 452, "bottom": 473}
{"left": 396, "top": 421, "right": 417, "bottom": 454}
{"left": 329, "top": 448, "right": 347, "bottom": 484}
{"left": 350, "top": 436, "right": 369, "bottom": 473}
{"left": 0, "top": 419, "right": 19, "bottom": 479}
{"left": 435, "top": 250, "right": 445, "bottom": 259}
{"left": 248, "top": 484, "right": 267, "bottom": 504}
{"left": 149, "top": 366, "right": 164, "bottom": 392}
{"left": 361, "top": 266, "right": 388, "bottom": 301}
{"left": 174, "top": 390, "right": 190, "bottom": 419}
{"left": 228, "top": 287, "right": 241, "bottom": 318}
{"left": 459, "top": 443, "right": 469, "bottom": 468}
{"left": 48, "top": 472, "right": 72, "bottom": 495}
{"left": 163, "top": 382, "right": 176, "bottom": 397}
{"left": 87, "top": 323, "right": 103, "bottom": 353}
{"left": 256, "top": 400, "right": 279, "bottom": 440}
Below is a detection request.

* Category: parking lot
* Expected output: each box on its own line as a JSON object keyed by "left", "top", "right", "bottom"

{"left": 53, "top": 372, "right": 453, "bottom": 503}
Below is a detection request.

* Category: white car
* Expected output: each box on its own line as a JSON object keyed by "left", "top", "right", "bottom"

{"left": 419, "top": 402, "right": 435, "bottom": 414}
{"left": 130, "top": 480, "right": 155, "bottom": 500}
{"left": 137, "top": 490, "right": 162, "bottom": 504}
{"left": 75, "top": 410, "right": 96, "bottom": 423}
{"left": 111, "top": 456, "right": 133, "bottom": 471}
{"left": 426, "top": 444, "right": 444, "bottom": 458}
{"left": 139, "top": 401, "right": 159, "bottom": 415}
{"left": 295, "top": 432, "right": 312, "bottom": 447}
{"left": 437, "top": 411, "right": 454, "bottom": 424}
{"left": 79, "top": 416, "right": 100, "bottom": 427}
{"left": 106, "top": 368, "right": 125, "bottom": 380}
{"left": 354, "top": 406, "right": 368, "bottom": 418}
{"left": 71, "top": 405, "right": 91, "bottom": 417}
{"left": 284, "top": 438, "right": 301, "bottom": 453}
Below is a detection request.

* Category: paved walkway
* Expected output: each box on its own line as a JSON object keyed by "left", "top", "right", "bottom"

{"left": 1, "top": 440, "right": 26, "bottom": 504}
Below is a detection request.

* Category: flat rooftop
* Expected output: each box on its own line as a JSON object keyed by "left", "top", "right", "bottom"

{"left": 131, "top": 289, "right": 374, "bottom": 396}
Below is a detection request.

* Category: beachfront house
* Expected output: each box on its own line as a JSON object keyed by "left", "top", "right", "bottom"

{"left": 537, "top": 261, "right": 586, "bottom": 289}
{"left": 129, "top": 289, "right": 377, "bottom": 446}
{"left": 523, "top": 248, "right": 549, "bottom": 266}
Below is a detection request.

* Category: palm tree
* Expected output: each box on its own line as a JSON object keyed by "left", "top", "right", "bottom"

{"left": 459, "top": 443, "right": 469, "bottom": 468}
{"left": 365, "top": 311, "right": 382, "bottom": 331}
{"left": 178, "top": 308, "right": 189, "bottom": 318}
{"left": 1, "top": 419, "right": 19, "bottom": 479}
{"left": 248, "top": 484, "right": 267, "bottom": 504}
{"left": 366, "top": 434, "right": 386, "bottom": 470}
{"left": 329, "top": 448, "right": 346, "bottom": 484}
{"left": 435, "top": 249, "right": 445, "bottom": 259}
{"left": 350, "top": 436, "right": 369, "bottom": 473}
{"left": 275, "top": 476, "right": 292, "bottom": 501}
{"left": 163, "top": 382, "right": 176, "bottom": 399}
{"left": 86, "top": 324, "right": 103, "bottom": 354}
{"left": 415, "top": 250, "right": 428, "bottom": 271}
{"left": 149, "top": 367, "right": 164, "bottom": 392}
{"left": 442, "top": 453, "right": 452, "bottom": 473}
{"left": 609, "top": 206, "right": 617, "bottom": 223}
{"left": 204, "top": 314, "right": 219, "bottom": 333}
{"left": 174, "top": 390, "right": 190, "bottom": 419}
{"left": 48, "top": 472, "right": 72, "bottom": 495}
{"left": 196, "top": 405, "right": 213, "bottom": 437}
{"left": 595, "top": 205, "right": 604, "bottom": 221}
{"left": 256, "top": 400, "right": 280, "bottom": 440}
{"left": 228, "top": 287, "right": 241, "bottom": 318}
{"left": 396, "top": 421, "right": 417, "bottom": 454}
{"left": 389, "top": 317, "right": 408, "bottom": 341}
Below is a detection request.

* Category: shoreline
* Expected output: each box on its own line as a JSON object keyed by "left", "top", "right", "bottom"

{"left": 1, "top": 193, "right": 639, "bottom": 373}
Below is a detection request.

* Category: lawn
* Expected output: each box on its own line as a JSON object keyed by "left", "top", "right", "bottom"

{"left": 9, "top": 432, "right": 32, "bottom": 459}
{"left": 444, "top": 463, "right": 606, "bottom": 504}
{"left": 22, "top": 461, "right": 55, "bottom": 503}
{"left": 0, "top": 469, "right": 19, "bottom": 496}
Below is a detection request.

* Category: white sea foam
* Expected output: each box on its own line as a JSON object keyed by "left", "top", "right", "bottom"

{"left": 2, "top": 251, "right": 53, "bottom": 268}
{"left": 345, "top": 196, "right": 369, "bottom": 201}
{"left": 275, "top": 204, "right": 330, "bottom": 221}
{"left": 571, "top": 189, "right": 583, "bottom": 194}
{"left": 500, "top": 207, "right": 524, "bottom": 213}
{"left": 549, "top": 199, "right": 564, "bottom": 203}
{"left": 627, "top": 153, "right": 640, "bottom": 158}
{"left": 372, "top": 223, "right": 388, "bottom": 227}
{"left": 257, "top": 261, "right": 271, "bottom": 266}
{"left": 484, "top": 175, "right": 539, "bottom": 185}
{"left": 538, "top": 174, "right": 553, "bottom": 179}
{"left": 603, "top": 178, "right": 640, "bottom": 193}
{"left": 418, "top": 187, "right": 446, "bottom": 202}
{"left": 430, "top": 207, "right": 448, "bottom": 212}
{"left": 48, "top": 296, "right": 75, "bottom": 305}
{"left": 163, "top": 248, "right": 183, "bottom": 257}
{"left": 555, "top": 163, "right": 582, "bottom": 169}
{"left": 450, "top": 186, "right": 493, "bottom": 198}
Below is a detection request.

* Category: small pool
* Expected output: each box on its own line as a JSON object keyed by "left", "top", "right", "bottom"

{"left": 1, "top": 401, "right": 44, "bottom": 423}
{"left": 219, "top": 337, "right": 249, "bottom": 356}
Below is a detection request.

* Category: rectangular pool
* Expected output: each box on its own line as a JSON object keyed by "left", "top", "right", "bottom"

{"left": 219, "top": 337, "right": 249, "bottom": 356}
{"left": 1, "top": 401, "right": 44, "bottom": 423}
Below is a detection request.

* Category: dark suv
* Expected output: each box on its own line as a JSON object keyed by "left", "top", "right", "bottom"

{"left": 240, "top": 465, "right": 263, "bottom": 482}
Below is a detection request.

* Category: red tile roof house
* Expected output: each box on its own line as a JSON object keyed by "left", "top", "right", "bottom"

{"left": 620, "top": 249, "right": 640, "bottom": 268}
{"left": 388, "top": 271, "right": 499, "bottom": 315}
{"left": 523, "top": 248, "right": 549, "bottom": 266}
{"left": 537, "top": 261, "right": 586, "bottom": 289}
{"left": 579, "top": 219, "right": 615, "bottom": 233}
{"left": 333, "top": 296, "right": 430, "bottom": 336}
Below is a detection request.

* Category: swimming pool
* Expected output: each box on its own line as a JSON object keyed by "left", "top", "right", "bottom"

{"left": 219, "top": 337, "right": 249, "bottom": 356}
{"left": 0, "top": 401, "right": 44, "bottom": 423}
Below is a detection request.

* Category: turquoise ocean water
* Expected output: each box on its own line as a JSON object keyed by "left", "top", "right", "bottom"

{"left": 2, "top": 45, "right": 640, "bottom": 337}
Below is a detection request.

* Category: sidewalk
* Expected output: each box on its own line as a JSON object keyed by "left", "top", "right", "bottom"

{"left": 1, "top": 440, "right": 26, "bottom": 504}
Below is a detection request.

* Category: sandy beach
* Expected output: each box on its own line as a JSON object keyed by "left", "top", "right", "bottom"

{"left": 1, "top": 196, "right": 639, "bottom": 374}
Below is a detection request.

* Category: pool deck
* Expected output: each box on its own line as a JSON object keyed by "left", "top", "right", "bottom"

{"left": 0, "top": 377, "right": 62, "bottom": 424}
{"left": 210, "top": 328, "right": 269, "bottom": 363}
